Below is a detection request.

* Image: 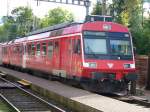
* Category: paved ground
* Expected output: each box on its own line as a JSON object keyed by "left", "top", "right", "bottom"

{"left": 0, "top": 66, "right": 150, "bottom": 112}
{"left": 142, "top": 90, "right": 150, "bottom": 101}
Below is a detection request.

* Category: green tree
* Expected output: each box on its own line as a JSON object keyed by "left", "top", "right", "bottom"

{"left": 40, "top": 7, "right": 74, "bottom": 27}
{"left": 109, "top": 0, "right": 126, "bottom": 23}
{"left": 11, "top": 6, "right": 34, "bottom": 36}
{"left": 91, "top": 3, "right": 102, "bottom": 15}
{"left": 91, "top": 0, "right": 110, "bottom": 15}
{"left": 133, "top": 18, "right": 150, "bottom": 54}
{"left": 110, "top": 0, "right": 142, "bottom": 28}
{"left": 0, "top": 6, "right": 40, "bottom": 42}
{"left": 0, "top": 16, "right": 15, "bottom": 41}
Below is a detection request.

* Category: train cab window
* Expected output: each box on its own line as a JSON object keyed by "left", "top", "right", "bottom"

{"left": 27, "top": 44, "right": 32, "bottom": 55}
{"left": 36, "top": 43, "right": 40, "bottom": 56}
{"left": 48, "top": 42, "right": 53, "bottom": 58}
{"left": 31, "top": 43, "right": 35, "bottom": 55}
{"left": 42, "top": 43, "right": 47, "bottom": 56}
{"left": 73, "top": 39, "right": 81, "bottom": 54}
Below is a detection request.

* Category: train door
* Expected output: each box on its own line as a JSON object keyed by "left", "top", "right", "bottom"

{"left": 60, "top": 38, "right": 70, "bottom": 74}
{"left": 46, "top": 40, "right": 53, "bottom": 72}
{"left": 40, "top": 41, "right": 47, "bottom": 71}
{"left": 17, "top": 44, "right": 23, "bottom": 67}
{"left": 71, "top": 36, "right": 82, "bottom": 77}
{"left": 53, "top": 40, "right": 60, "bottom": 69}
{"left": 22, "top": 43, "right": 27, "bottom": 68}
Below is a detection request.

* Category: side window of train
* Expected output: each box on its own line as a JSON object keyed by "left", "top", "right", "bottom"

{"left": 13, "top": 46, "right": 16, "bottom": 54}
{"left": 42, "top": 42, "right": 47, "bottom": 56}
{"left": 14, "top": 46, "right": 20, "bottom": 54}
{"left": 24, "top": 45, "right": 27, "bottom": 54}
{"left": 19, "top": 46, "right": 23, "bottom": 54}
{"left": 48, "top": 41, "right": 53, "bottom": 58}
{"left": 27, "top": 44, "right": 31, "bottom": 55}
{"left": 73, "top": 39, "right": 81, "bottom": 54}
{"left": 54, "top": 41, "right": 59, "bottom": 52}
{"left": 31, "top": 43, "right": 35, "bottom": 55}
{"left": 3, "top": 47, "right": 7, "bottom": 54}
{"left": 68, "top": 39, "right": 72, "bottom": 54}
{"left": 36, "top": 43, "right": 40, "bottom": 56}
{"left": 17, "top": 46, "right": 21, "bottom": 54}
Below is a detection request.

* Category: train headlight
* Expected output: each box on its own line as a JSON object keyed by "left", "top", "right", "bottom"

{"left": 83, "top": 62, "right": 97, "bottom": 68}
{"left": 124, "top": 64, "right": 130, "bottom": 68}
{"left": 124, "top": 64, "right": 135, "bottom": 69}
{"left": 130, "top": 64, "right": 135, "bottom": 68}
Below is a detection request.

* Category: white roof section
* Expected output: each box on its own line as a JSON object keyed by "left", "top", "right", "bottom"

{"left": 27, "top": 32, "right": 50, "bottom": 41}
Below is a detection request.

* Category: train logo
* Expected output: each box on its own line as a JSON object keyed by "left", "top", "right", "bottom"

{"left": 107, "top": 63, "right": 114, "bottom": 68}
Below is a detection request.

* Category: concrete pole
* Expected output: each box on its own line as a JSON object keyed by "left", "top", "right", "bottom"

{"left": 102, "top": 0, "right": 106, "bottom": 15}
{"left": 85, "top": 0, "right": 91, "bottom": 16}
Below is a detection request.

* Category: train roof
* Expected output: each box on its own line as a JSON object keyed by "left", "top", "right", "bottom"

{"left": 1, "top": 15, "right": 130, "bottom": 46}
{"left": 26, "top": 22, "right": 82, "bottom": 36}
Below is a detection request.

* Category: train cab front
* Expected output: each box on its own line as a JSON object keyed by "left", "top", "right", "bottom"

{"left": 81, "top": 30, "right": 137, "bottom": 94}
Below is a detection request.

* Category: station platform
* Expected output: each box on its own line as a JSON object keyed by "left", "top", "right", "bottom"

{"left": 0, "top": 66, "right": 149, "bottom": 112}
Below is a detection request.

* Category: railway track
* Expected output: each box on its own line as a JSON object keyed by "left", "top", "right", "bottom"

{"left": 110, "top": 94, "right": 150, "bottom": 108}
{"left": 0, "top": 76, "right": 66, "bottom": 112}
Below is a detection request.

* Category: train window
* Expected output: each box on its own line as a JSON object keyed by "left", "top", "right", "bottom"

{"left": 27, "top": 44, "right": 32, "bottom": 55}
{"left": 110, "top": 40, "right": 132, "bottom": 56}
{"left": 68, "top": 39, "right": 72, "bottom": 54}
{"left": 42, "top": 43, "right": 47, "bottom": 56}
{"left": 13, "top": 47, "right": 15, "bottom": 53}
{"left": 36, "top": 43, "right": 40, "bottom": 56}
{"left": 84, "top": 31, "right": 106, "bottom": 37}
{"left": 18, "top": 46, "right": 22, "bottom": 54}
{"left": 48, "top": 42, "right": 53, "bottom": 58}
{"left": 55, "top": 41, "right": 59, "bottom": 48}
{"left": 3, "top": 47, "right": 7, "bottom": 54}
{"left": 13, "top": 46, "right": 20, "bottom": 54}
{"left": 31, "top": 43, "right": 35, "bottom": 55}
{"left": 84, "top": 38, "right": 107, "bottom": 54}
{"left": 73, "top": 39, "right": 81, "bottom": 54}
{"left": 16, "top": 46, "right": 20, "bottom": 53}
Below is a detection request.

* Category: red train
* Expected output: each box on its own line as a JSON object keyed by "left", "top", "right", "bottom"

{"left": 0, "top": 15, "right": 137, "bottom": 93}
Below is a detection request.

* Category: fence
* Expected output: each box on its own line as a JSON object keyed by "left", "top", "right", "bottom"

{"left": 135, "top": 55, "right": 150, "bottom": 89}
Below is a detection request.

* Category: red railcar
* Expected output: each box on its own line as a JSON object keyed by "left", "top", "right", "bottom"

{"left": 0, "top": 43, "right": 2, "bottom": 65}
{"left": 1, "top": 16, "right": 137, "bottom": 93}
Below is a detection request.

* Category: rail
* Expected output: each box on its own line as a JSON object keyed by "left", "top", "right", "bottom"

{"left": 0, "top": 76, "right": 66, "bottom": 112}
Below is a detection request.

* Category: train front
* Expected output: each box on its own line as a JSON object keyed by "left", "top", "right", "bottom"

{"left": 81, "top": 19, "right": 137, "bottom": 94}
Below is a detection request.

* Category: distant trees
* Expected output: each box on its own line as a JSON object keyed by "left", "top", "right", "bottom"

{"left": 91, "top": 2, "right": 102, "bottom": 15}
{"left": 40, "top": 7, "right": 74, "bottom": 28}
{"left": 0, "top": 7, "right": 35, "bottom": 41}
{"left": 0, "top": 6, "right": 74, "bottom": 42}
{"left": 11, "top": 6, "right": 35, "bottom": 37}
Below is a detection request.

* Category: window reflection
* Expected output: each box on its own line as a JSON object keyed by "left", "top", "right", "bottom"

{"left": 84, "top": 39, "right": 107, "bottom": 54}
{"left": 110, "top": 40, "right": 132, "bottom": 55}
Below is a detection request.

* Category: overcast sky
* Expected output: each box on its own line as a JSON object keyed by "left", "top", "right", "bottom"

{"left": 0, "top": 0, "right": 149, "bottom": 24}
{"left": 0, "top": 0, "right": 97, "bottom": 22}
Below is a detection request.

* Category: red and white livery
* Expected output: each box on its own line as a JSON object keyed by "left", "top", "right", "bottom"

{"left": 1, "top": 15, "right": 137, "bottom": 93}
